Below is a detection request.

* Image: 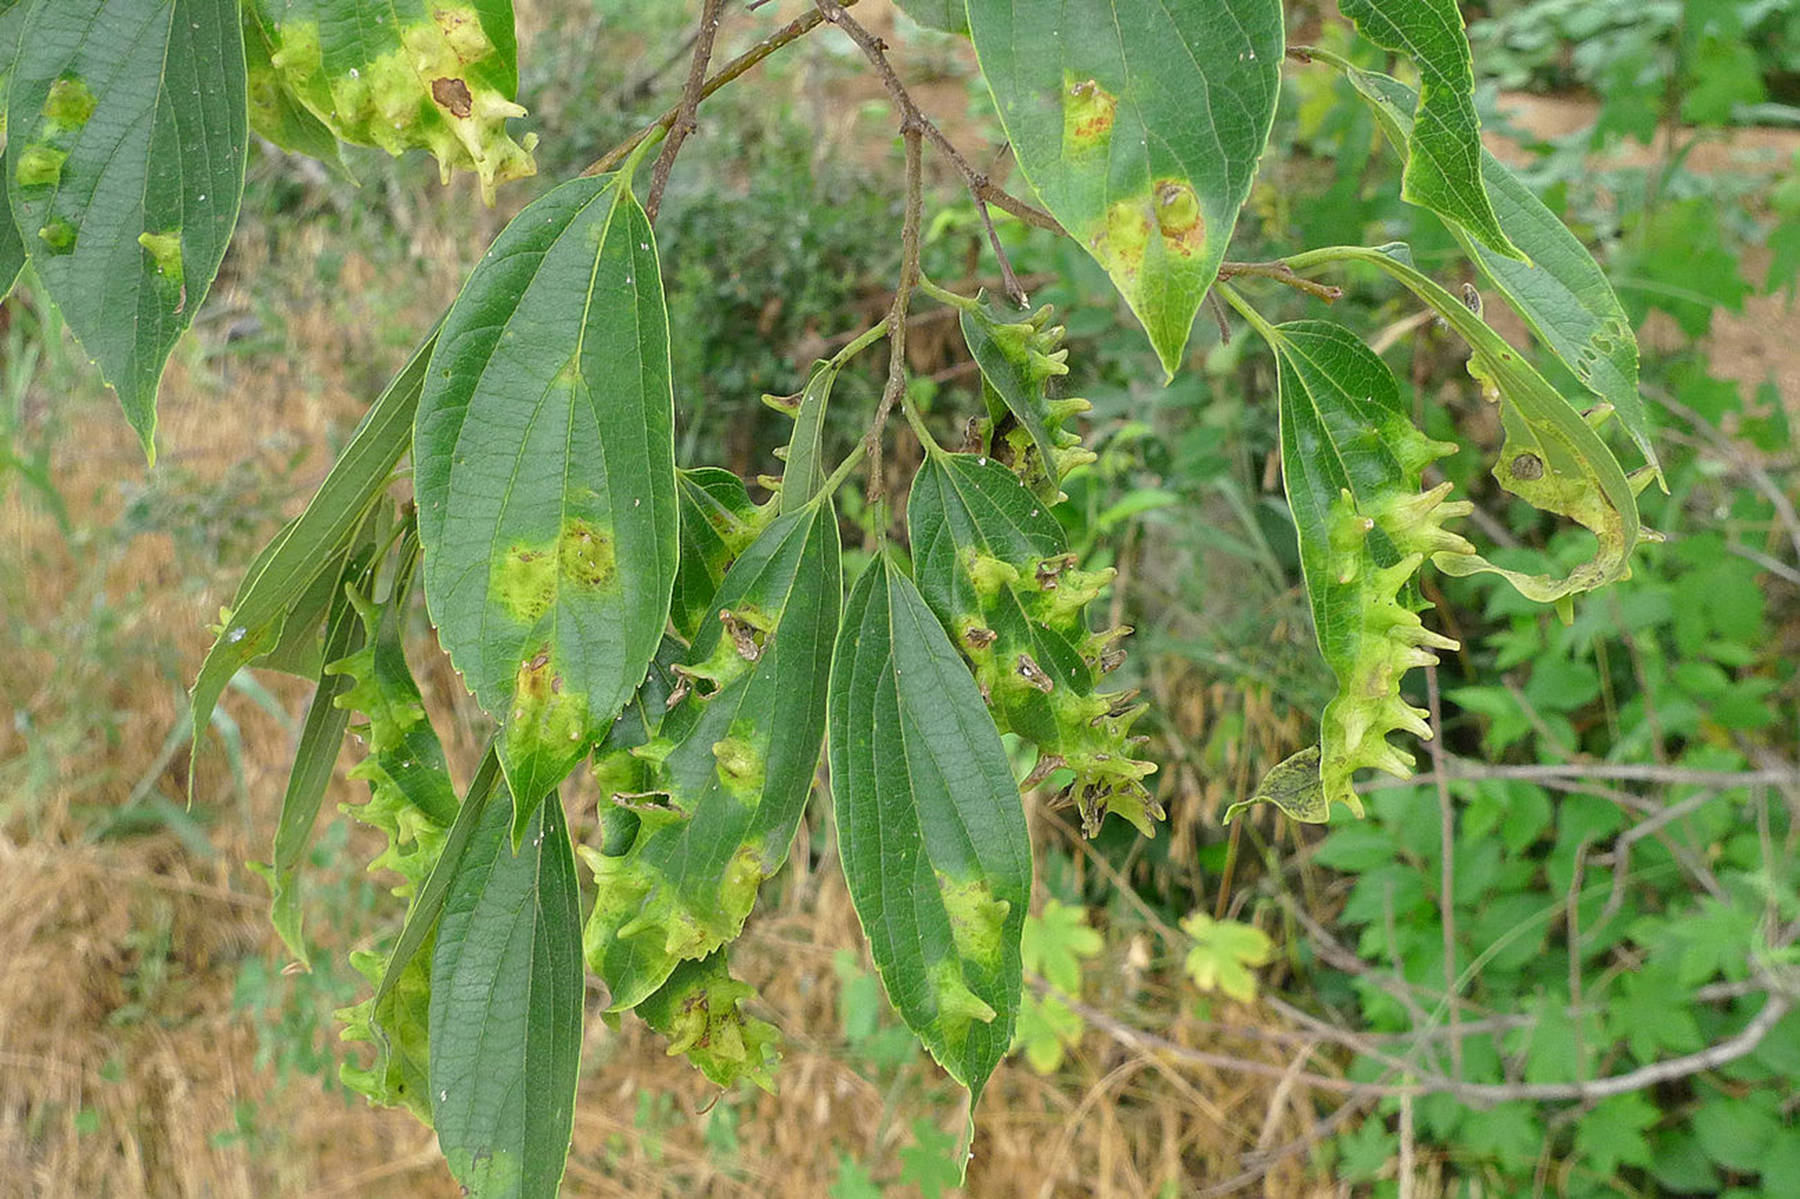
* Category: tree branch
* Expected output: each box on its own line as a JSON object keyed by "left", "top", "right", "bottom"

{"left": 645, "top": 0, "right": 729, "bottom": 222}
{"left": 863, "top": 121, "right": 926, "bottom": 502}
{"left": 814, "top": 0, "right": 1053, "bottom": 305}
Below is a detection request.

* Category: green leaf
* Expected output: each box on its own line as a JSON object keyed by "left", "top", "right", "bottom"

{"left": 246, "top": 0, "right": 534, "bottom": 202}
{"left": 829, "top": 554, "right": 1031, "bottom": 1105}
{"left": 0, "top": 181, "right": 21, "bottom": 304}
{"left": 1332, "top": 1, "right": 1521, "bottom": 259}
{"left": 1238, "top": 319, "right": 1469, "bottom": 819}
{"left": 1572, "top": 1092, "right": 1657, "bottom": 1175}
{"left": 582, "top": 500, "right": 839, "bottom": 1010}
{"left": 966, "top": 0, "right": 1283, "bottom": 377}
{"left": 1179, "top": 911, "right": 1272, "bottom": 1003}
{"left": 899, "top": 1118, "right": 963, "bottom": 1199}
{"left": 330, "top": 577, "right": 463, "bottom": 1122}
{"left": 1021, "top": 899, "right": 1101, "bottom": 995}
{"left": 248, "top": 537, "right": 380, "bottom": 965}
{"left": 4, "top": 0, "right": 248, "bottom": 458}
{"left": 672, "top": 466, "right": 771, "bottom": 642}
{"left": 1340, "top": 67, "right": 1657, "bottom": 481}
{"left": 634, "top": 950, "right": 781, "bottom": 1091}
{"left": 907, "top": 452, "right": 1157, "bottom": 835}
{"left": 430, "top": 789, "right": 582, "bottom": 1199}
{"left": 341, "top": 748, "right": 503, "bottom": 1123}
{"left": 415, "top": 171, "right": 679, "bottom": 830}
{"left": 242, "top": 1, "right": 346, "bottom": 167}
{"left": 895, "top": 0, "right": 967, "bottom": 35}
{"left": 954, "top": 293, "right": 1095, "bottom": 500}
{"left": 773, "top": 358, "right": 839, "bottom": 514}
{"left": 190, "top": 332, "right": 434, "bottom": 790}
{"left": 1287, "top": 244, "right": 1646, "bottom": 606}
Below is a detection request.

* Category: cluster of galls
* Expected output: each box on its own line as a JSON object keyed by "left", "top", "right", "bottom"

{"left": 257, "top": 6, "right": 536, "bottom": 204}
{"left": 955, "top": 544, "right": 1160, "bottom": 837}
{"left": 324, "top": 593, "right": 454, "bottom": 1120}
{"left": 969, "top": 302, "right": 1098, "bottom": 501}
{"left": 1314, "top": 441, "right": 1476, "bottom": 815}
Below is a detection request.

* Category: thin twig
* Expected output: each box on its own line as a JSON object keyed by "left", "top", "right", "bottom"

{"left": 1361, "top": 758, "right": 1800, "bottom": 792}
{"left": 814, "top": 0, "right": 1055, "bottom": 304}
{"left": 645, "top": 0, "right": 729, "bottom": 222}
{"left": 1055, "top": 981, "right": 1795, "bottom": 1103}
{"left": 1219, "top": 259, "right": 1345, "bottom": 303}
{"left": 863, "top": 122, "right": 925, "bottom": 503}
{"left": 1594, "top": 787, "right": 1722, "bottom": 932}
{"left": 583, "top": 3, "right": 853, "bottom": 178}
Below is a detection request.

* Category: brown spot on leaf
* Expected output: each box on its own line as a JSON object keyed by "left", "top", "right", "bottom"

{"left": 432, "top": 76, "right": 474, "bottom": 118}
{"left": 720, "top": 609, "right": 766, "bottom": 661}
{"left": 1510, "top": 453, "right": 1545, "bottom": 481}
{"left": 1064, "top": 78, "right": 1117, "bottom": 146}
{"left": 963, "top": 626, "right": 998, "bottom": 650}
{"left": 1036, "top": 554, "right": 1075, "bottom": 590}
{"left": 1017, "top": 654, "right": 1054, "bottom": 693}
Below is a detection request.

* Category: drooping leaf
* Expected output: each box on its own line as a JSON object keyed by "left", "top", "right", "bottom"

{"left": 242, "top": 1, "right": 346, "bottom": 166}
{"left": 189, "top": 332, "right": 435, "bottom": 788}
{"left": 1332, "top": 1, "right": 1522, "bottom": 259}
{"left": 1239, "top": 320, "right": 1471, "bottom": 820}
{"left": 635, "top": 950, "right": 781, "bottom": 1091}
{"left": 953, "top": 292, "right": 1095, "bottom": 500}
{"left": 415, "top": 171, "right": 679, "bottom": 831}
{"left": 967, "top": 0, "right": 1283, "bottom": 377}
{"left": 4, "top": 0, "right": 248, "bottom": 458}
{"left": 329, "top": 577, "right": 461, "bottom": 1121}
{"left": 582, "top": 499, "right": 840, "bottom": 1011}
{"left": 246, "top": 0, "right": 535, "bottom": 202}
{"left": 1341, "top": 66, "right": 1658, "bottom": 482}
{"left": 430, "top": 789, "right": 582, "bottom": 1199}
{"left": 1288, "top": 244, "right": 1646, "bottom": 605}
{"left": 907, "top": 453, "right": 1157, "bottom": 836}
{"left": 248, "top": 533, "right": 381, "bottom": 965}
{"left": 829, "top": 554, "right": 1031, "bottom": 1104}
{"left": 894, "top": 0, "right": 967, "bottom": 35}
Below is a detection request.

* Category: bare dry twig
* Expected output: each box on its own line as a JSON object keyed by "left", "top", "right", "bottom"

{"left": 645, "top": 0, "right": 729, "bottom": 222}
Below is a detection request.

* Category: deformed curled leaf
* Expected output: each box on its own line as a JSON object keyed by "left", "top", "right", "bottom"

{"left": 967, "top": 0, "right": 1283, "bottom": 377}
{"left": 1248, "top": 320, "right": 1473, "bottom": 820}
{"left": 908, "top": 452, "right": 1159, "bottom": 836}
{"left": 247, "top": 0, "right": 535, "bottom": 202}
{"left": 1288, "top": 244, "right": 1647, "bottom": 606}
{"left": 190, "top": 330, "right": 436, "bottom": 791}
{"left": 582, "top": 499, "right": 839, "bottom": 1012}
{"left": 415, "top": 171, "right": 678, "bottom": 832}
{"left": 635, "top": 950, "right": 781, "bottom": 1092}
{"left": 327, "top": 581, "right": 460, "bottom": 1121}
{"left": 829, "top": 554, "right": 1031, "bottom": 1105}
{"left": 952, "top": 292, "right": 1096, "bottom": 501}
{"left": 1338, "top": 66, "right": 1659, "bottom": 483}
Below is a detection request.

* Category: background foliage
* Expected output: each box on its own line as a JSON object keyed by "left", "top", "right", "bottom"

{"left": 1, "top": 0, "right": 1797, "bottom": 1195}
